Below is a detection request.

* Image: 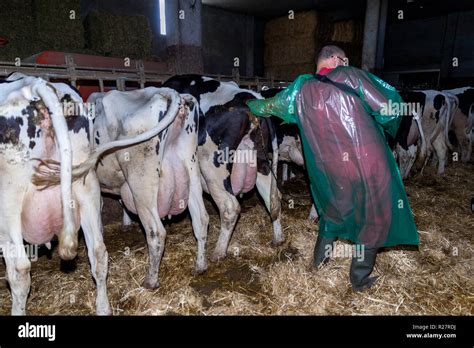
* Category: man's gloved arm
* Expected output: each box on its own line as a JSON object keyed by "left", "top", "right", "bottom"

{"left": 247, "top": 74, "right": 313, "bottom": 124}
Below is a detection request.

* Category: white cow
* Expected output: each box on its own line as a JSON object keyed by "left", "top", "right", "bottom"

{"left": 85, "top": 88, "right": 208, "bottom": 289}
{"left": 442, "top": 87, "right": 473, "bottom": 162}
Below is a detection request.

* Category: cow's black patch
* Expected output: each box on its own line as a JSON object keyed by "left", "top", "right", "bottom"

{"left": 433, "top": 94, "right": 445, "bottom": 111}
{"left": 66, "top": 115, "right": 90, "bottom": 139}
{"left": 163, "top": 75, "right": 220, "bottom": 101}
{"left": 213, "top": 150, "right": 221, "bottom": 168}
{"left": 22, "top": 102, "right": 39, "bottom": 140}
{"left": 158, "top": 110, "right": 165, "bottom": 122}
{"left": 29, "top": 140, "right": 36, "bottom": 149}
{"left": 95, "top": 137, "right": 100, "bottom": 145}
{"left": 223, "top": 175, "right": 233, "bottom": 194}
{"left": 0, "top": 116, "right": 23, "bottom": 145}
{"left": 260, "top": 88, "right": 285, "bottom": 99}
{"left": 60, "top": 94, "right": 73, "bottom": 103}
{"left": 391, "top": 115, "right": 414, "bottom": 150}
{"left": 453, "top": 88, "right": 474, "bottom": 116}
{"left": 250, "top": 118, "right": 272, "bottom": 176}
{"left": 155, "top": 139, "right": 160, "bottom": 155}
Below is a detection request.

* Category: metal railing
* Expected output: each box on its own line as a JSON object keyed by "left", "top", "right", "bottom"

{"left": 0, "top": 55, "right": 291, "bottom": 92}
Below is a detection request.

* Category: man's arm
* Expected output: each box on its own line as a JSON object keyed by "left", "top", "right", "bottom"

{"left": 351, "top": 68, "right": 404, "bottom": 138}
{"left": 247, "top": 74, "right": 313, "bottom": 124}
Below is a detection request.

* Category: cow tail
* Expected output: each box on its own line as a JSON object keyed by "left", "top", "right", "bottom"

{"left": 32, "top": 88, "right": 182, "bottom": 188}
{"left": 443, "top": 94, "right": 456, "bottom": 151}
{"left": 264, "top": 117, "right": 281, "bottom": 221}
{"left": 35, "top": 80, "right": 77, "bottom": 260}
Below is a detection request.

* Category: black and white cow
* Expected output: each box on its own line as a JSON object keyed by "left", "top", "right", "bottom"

{"left": 85, "top": 88, "right": 208, "bottom": 288}
{"left": 396, "top": 90, "right": 457, "bottom": 176}
{"left": 260, "top": 88, "right": 304, "bottom": 182}
{"left": 163, "top": 75, "right": 283, "bottom": 261}
{"left": 442, "top": 87, "right": 474, "bottom": 162}
{"left": 0, "top": 74, "right": 113, "bottom": 314}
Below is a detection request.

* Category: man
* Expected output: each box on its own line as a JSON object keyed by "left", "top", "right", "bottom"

{"left": 248, "top": 45, "right": 419, "bottom": 291}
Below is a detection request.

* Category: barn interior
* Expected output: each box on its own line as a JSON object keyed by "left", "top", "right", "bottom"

{"left": 0, "top": 0, "right": 473, "bottom": 317}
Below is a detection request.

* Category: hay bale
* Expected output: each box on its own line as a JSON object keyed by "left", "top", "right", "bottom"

{"left": 34, "top": 0, "right": 85, "bottom": 51}
{"left": 265, "top": 11, "right": 319, "bottom": 44}
{"left": 0, "top": 0, "right": 39, "bottom": 60}
{"left": 330, "top": 20, "right": 363, "bottom": 44}
{"left": 85, "top": 11, "right": 152, "bottom": 59}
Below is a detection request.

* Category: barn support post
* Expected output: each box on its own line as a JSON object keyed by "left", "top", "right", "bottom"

{"left": 375, "top": 0, "right": 388, "bottom": 73}
{"left": 166, "top": 0, "right": 204, "bottom": 74}
{"left": 362, "top": 0, "right": 381, "bottom": 72}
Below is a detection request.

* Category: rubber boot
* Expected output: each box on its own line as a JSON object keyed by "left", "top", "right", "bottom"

{"left": 350, "top": 246, "right": 379, "bottom": 291}
{"left": 313, "top": 235, "right": 337, "bottom": 268}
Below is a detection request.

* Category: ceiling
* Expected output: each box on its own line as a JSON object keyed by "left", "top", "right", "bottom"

{"left": 201, "top": 0, "right": 366, "bottom": 18}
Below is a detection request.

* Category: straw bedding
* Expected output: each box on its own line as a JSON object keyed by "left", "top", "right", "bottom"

{"left": 0, "top": 161, "right": 472, "bottom": 315}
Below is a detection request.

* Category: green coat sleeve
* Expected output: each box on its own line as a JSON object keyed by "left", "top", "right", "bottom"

{"left": 247, "top": 74, "right": 314, "bottom": 124}
{"left": 343, "top": 67, "right": 404, "bottom": 138}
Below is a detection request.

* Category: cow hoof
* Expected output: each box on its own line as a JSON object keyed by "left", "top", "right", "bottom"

{"left": 271, "top": 237, "right": 285, "bottom": 247}
{"left": 195, "top": 263, "right": 208, "bottom": 275}
{"left": 97, "top": 306, "right": 112, "bottom": 316}
{"left": 210, "top": 251, "right": 226, "bottom": 262}
{"left": 142, "top": 278, "right": 160, "bottom": 289}
{"left": 58, "top": 245, "right": 78, "bottom": 261}
{"left": 59, "top": 235, "right": 78, "bottom": 261}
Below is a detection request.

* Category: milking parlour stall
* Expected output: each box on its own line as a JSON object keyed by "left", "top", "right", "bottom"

{"left": 0, "top": 0, "right": 472, "bottom": 346}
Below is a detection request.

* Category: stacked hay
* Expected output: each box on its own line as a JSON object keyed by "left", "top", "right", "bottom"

{"left": 330, "top": 20, "right": 363, "bottom": 43}
{"left": 0, "top": 0, "right": 38, "bottom": 61}
{"left": 264, "top": 14, "right": 365, "bottom": 80}
{"left": 34, "top": 0, "right": 85, "bottom": 52}
{"left": 330, "top": 19, "right": 363, "bottom": 67}
{"left": 264, "top": 11, "right": 321, "bottom": 80}
{"left": 85, "top": 11, "right": 152, "bottom": 59}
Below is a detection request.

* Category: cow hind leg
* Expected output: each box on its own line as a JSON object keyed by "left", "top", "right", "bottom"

{"left": 187, "top": 170, "right": 209, "bottom": 273}
{"left": 256, "top": 172, "right": 284, "bottom": 246}
{"left": 77, "top": 180, "right": 111, "bottom": 315}
{"left": 136, "top": 205, "right": 166, "bottom": 289}
{"left": 207, "top": 182, "right": 240, "bottom": 262}
{"left": 433, "top": 136, "right": 447, "bottom": 175}
{"left": 3, "top": 219, "right": 31, "bottom": 315}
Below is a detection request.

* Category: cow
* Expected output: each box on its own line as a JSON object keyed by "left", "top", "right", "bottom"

{"left": 163, "top": 75, "right": 283, "bottom": 261}
{"left": 390, "top": 91, "right": 427, "bottom": 178}
{"left": 85, "top": 88, "right": 208, "bottom": 289}
{"left": 397, "top": 90, "right": 457, "bottom": 176}
{"left": 0, "top": 74, "right": 117, "bottom": 315}
{"left": 33, "top": 87, "right": 196, "bottom": 291}
{"left": 442, "top": 87, "right": 474, "bottom": 162}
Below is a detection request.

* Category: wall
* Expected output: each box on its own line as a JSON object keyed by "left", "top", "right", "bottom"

{"left": 383, "top": 10, "right": 474, "bottom": 80}
{"left": 202, "top": 5, "right": 257, "bottom": 76}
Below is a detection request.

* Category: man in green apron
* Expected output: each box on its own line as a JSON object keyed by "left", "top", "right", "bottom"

{"left": 248, "top": 45, "right": 419, "bottom": 291}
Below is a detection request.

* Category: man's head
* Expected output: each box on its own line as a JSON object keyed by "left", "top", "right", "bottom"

{"left": 316, "top": 45, "right": 347, "bottom": 72}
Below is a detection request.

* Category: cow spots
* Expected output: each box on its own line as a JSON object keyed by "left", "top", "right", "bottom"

{"left": 95, "top": 130, "right": 100, "bottom": 145}
{"left": 0, "top": 116, "right": 23, "bottom": 145}
{"left": 223, "top": 175, "right": 233, "bottom": 194}
{"left": 163, "top": 74, "right": 220, "bottom": 102}
{"left": 29, "top": 140, "right": 36, "bottom": 149}
{"left": 66, "top": 115, "right": 90, "bottom": 139}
